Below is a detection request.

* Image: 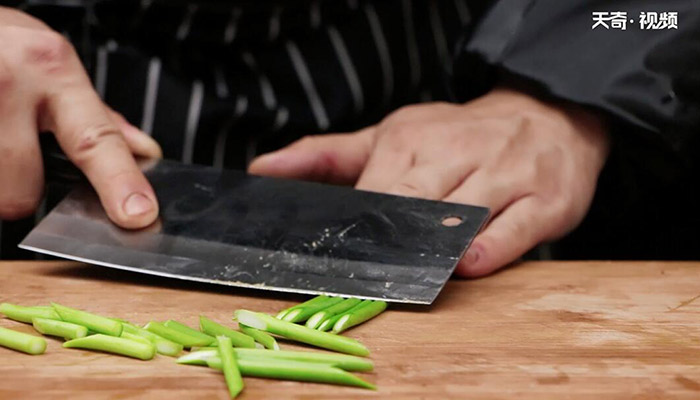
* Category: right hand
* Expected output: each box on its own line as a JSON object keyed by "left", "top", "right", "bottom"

{"left": 0, "top": 7, "right": 161, "bottom": 228}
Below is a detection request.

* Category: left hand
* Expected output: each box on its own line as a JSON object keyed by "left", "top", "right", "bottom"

{"left": 249, "top": 88, "right": 610, "bottom": 277}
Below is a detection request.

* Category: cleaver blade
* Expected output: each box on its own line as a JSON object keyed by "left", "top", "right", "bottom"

{"left": 20, "top": 159, "right": 488, "bottom": 304}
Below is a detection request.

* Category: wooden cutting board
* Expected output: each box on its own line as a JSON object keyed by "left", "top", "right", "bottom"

{"left": 0, "top": 260, "right": 699, "bottom": 399}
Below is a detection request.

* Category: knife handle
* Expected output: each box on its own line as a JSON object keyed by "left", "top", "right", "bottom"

{"left": 40, "top": 134, "right": 88, "bottom": 185}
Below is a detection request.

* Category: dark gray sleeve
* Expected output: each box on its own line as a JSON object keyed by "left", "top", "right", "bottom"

{"left": 453, "top": 0, "right": 700, "bottom": 164}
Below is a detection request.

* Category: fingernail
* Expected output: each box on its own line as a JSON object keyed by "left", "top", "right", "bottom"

{"left": 462, "top": 248, "right": 480, "bottom": 268}
{"left": 123, "top": 193, "right": 154, "bottom": 216}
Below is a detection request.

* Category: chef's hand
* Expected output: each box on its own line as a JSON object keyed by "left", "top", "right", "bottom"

{"left": 249, "top": 88, "right": 610, "bottom": 277}
{"left": 0, "top": 7, "right": 161, "bottom": 228}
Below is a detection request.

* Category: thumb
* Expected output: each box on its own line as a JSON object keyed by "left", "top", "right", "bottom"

{"left": 248, "top": 127, "right": 375, "bottom": 185}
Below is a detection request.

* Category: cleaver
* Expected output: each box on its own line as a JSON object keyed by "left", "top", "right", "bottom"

{"left": 20, "top": 158, "right": 488, "bottom": 304}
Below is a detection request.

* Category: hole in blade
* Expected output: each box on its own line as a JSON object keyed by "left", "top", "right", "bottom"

{"left": 441, "top": 216, "right": 463, "bottom": 227}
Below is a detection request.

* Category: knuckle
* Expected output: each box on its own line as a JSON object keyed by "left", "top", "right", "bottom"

{"left": 430, "top": 101, "right": 454, "bottom": 109}
{"left": 549, "top": 198, "right": 572, "bottom": 221}
{"left": 507, "top": 216, "right": 531, "bottom": 240}
{"left": 26, "top": 31, "right": 73, "bottom": 71}
{"left": 430, "top": 101, "right": 461, "bottom": 115}
{"left": 385, "top": 105, "right": 420, "bottom": 123}
{"left": 508, "top": 120, "right": 536, "bottom": 145}
{"left": 540, "top": 195, "right": 579, "bottom": 233}
{"left": 384, "top": 122, "right": 416, "bottom": 142}
{"left": 294, "top": 135, "right": 319, "bottom": 148}
{"left": 511, "top": 161, "right": 538, "bottom": 188}
{"left": 538, "top": 144, "right": 566, "bottom": 167}
{"left": 0, "top": 197, "right": 39, "bottom": 219}
{"left": 69, "top": 123, "right": 122, "bottom": 163}
{"left": 377, "top": 123, "right": 417, "bottom": 152}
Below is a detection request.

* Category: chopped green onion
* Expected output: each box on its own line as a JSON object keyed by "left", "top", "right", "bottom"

{"left": 283, "top": 297, "right": 345, "bottom": 323}
{"left": 234, "top": 310, "right": 369, "bottom": 357}
{"left": 176, "top": 349, "right": 219, "bottom": 365}
{"left": 0, "top": 326, "right": 46, "bottom": 355}
{"left": 332, "top": 301, "right": 387, "bottom": 334}
{"left": 317, "top": 319, "right": 332, "bottom": 332}
{"left": 51, "top": 303, "right": 122, "bottom": 337}
{"left": 144, "top": 321, "right": 212, "bottom": 348}
{"left": 163, "top": 320, "right": 215, "bottom": 345}
{"left": 239, "top": 325, "right": 279, "bottom": 350}
{"left": 199, "top": 316, "right": 256, "bottom": 348}
{"left": 233, "top": 349, "right": 373, "bottom": 372}
{"left": 64, "top": 334, "right": 155, "bottom": 360}
{"left": 0, "top": 303, "right": 60, "bottom": 323}
{"left": 218, "top": 336, "right": 244, "bottom": 398}
{"left": 121, "top": 322, "right": 183, "bottom": 356}
{"left": 178, "top": 348, "right": 372, "bottom": 372}
{"left": 206, "top": 358, "right": 375, "bottom": 390}
{"left": 121, "top": 331, "right": 153, "bottom": 346}
{"left": 275, "top": 295, "right": 330, "bottom": 319}
{"left": 207, "top": 340, "right": 263, "bottom": 349}
{"left": 236, "top": 349, "right": 372, "bottom": 372}
{"left": 190, "top": 346, "right": 217, "bottom": 352}
{"left": 32, "top": 317, "right": 87, "bottom": 339}
{"left": 317, "top": 300, "right": 372, "bottom": 332}
{"left": 207, "top": 356, "right": 333, "bottom": 370}
{"left": 306, "top": 298, "right": 362, "bottom": 329}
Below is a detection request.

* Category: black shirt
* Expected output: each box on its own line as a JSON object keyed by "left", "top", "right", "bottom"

{"left": 1, "top": 0, "right": 698, "bottom": 261}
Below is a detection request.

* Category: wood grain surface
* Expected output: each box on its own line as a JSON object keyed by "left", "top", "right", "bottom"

{"left": 0, "top": 261, "right": 699, "bottom": 399}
